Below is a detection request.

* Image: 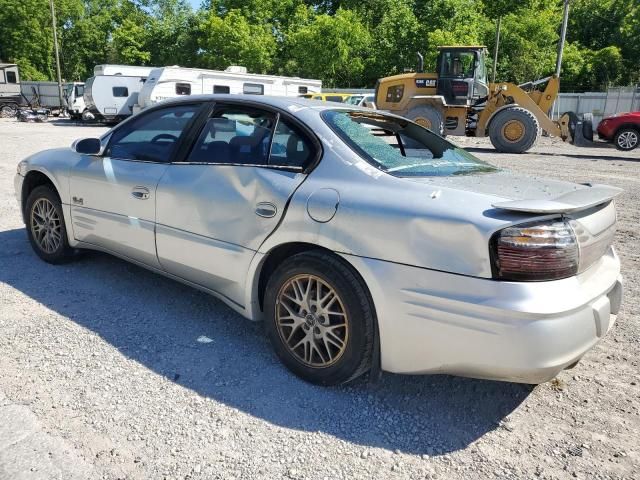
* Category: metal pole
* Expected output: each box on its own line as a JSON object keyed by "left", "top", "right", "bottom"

{"left": 49, "top": 0, "right": 64, "bottom": 111}
{"left": 492, "top": 17, "right": 501, "bottom": 84}
{"left": 555, "top": 0, "right": 570, "bottom": 78}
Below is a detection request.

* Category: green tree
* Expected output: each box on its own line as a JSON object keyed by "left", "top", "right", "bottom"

{"left": 284, "top": 8, "right": 371, "bottom": 87}
{"left": 198, "top": 9, "right": 277, "bottom": 73}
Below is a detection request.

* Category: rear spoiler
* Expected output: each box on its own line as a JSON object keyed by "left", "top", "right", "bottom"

{"left": 492, "top": 184, "right": 623, "bottom": 214}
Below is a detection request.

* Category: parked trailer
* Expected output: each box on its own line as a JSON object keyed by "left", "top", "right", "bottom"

{"left": 84, "top": 75, "right": 147, "bottom": 123}
{"left": 0, "top": 63, "right": 22, "bottom": 117}
{"left": 20, "top": 81, "right": 68, "bottom": 113}
{"left": 134, "top": 65, "right": 322, "bottom": 113}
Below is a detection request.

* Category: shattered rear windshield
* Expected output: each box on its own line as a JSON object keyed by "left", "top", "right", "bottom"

{"left": 321, "top": 110, "right": 497, "bottom": 177}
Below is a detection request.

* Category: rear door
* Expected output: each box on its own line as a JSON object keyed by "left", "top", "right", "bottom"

{"left": 155, "top": 103, "right": 317, "bottom": 307}
{"left": 69, "top": 103, "right": 202, "bottom": 267}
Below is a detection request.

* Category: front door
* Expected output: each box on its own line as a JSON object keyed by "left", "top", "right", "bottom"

{"left": 69, "top": 103, "right": 201, "bottom": 267}
{"left": 155, "top": 104, "right": 316, "bottom": 307}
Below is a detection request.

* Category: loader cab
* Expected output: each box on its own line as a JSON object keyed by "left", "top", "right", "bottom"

{"left": 436, "top": 46, "right": 489, "bottom": 106}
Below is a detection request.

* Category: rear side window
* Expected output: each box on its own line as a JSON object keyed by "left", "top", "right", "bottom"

{"left": 112, "top": 86, "right": 128, "bottom": 97}
{"left": 268, "top": 119, "right": 313, "bottom": 169}
{"left": 176, "top": 83, "right": 191, "bottom": 95}
{"left": 6, "top": 71, "right": 17, "bottom": 83}
{"left": 322, "top": 110, "right": 496, "bottom": 177}
{"left": 243, "top": 83, "right": 264, "bottom": 95}
{"left": 213, "top": 85, "right": 230, "bottom": 94}
{"left": 106, "top": 105, "right": 198, "bottom": 162}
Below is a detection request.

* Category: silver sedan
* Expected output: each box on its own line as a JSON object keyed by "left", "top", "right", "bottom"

{"left": 14, "top": 95, "right": 623, "bottom": 385}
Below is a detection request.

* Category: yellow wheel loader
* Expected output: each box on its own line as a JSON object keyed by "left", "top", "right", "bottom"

{"left": 375, "top": 46, "right": 591, "bottom": 153}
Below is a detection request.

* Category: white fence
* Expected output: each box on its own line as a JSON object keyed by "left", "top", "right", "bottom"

{"left": 552, "top": 86, "right": 640, "bottom": 128}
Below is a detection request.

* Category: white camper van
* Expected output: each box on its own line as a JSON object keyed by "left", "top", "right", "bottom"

{"left": 134, "top": 65, "right": 322, "bottom": 113}
{"left": 64, "top": 82, "right": 86, "bottom": 119}
{"left": 84, "top": 75, "right": 148, "bottom": 123}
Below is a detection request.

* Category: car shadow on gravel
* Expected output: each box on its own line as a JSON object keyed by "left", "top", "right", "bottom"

{"left": 465, "top": 146, "right": 639, "bottom": 162}
{"left": 0, "top": 227, "right": 531, "bottom": 456}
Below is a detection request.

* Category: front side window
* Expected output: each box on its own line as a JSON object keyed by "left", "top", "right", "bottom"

{"left": 6, "top": 71, "right": 17, "bottom": 83}
{"left": 213, "top": 85, "right": 230, "bottom": 94}
{"left": 112, "top": 86, "right": 128, "bottom": 97}
{"left": 243, "top": 83, "right": 264, "bottom": 95}
{"left": 322, "top": 110, "right": 496, "bottom": 177}
{"left": 75, "top": 85, "right": 85, "bottom": 96}
{"left": 187, "top": 107, "right": 275, "bottom": 165}
{"left": 106, "top": 104, "right": 198, "bottom": 162}
{"left": 176, "top": 83, "right": 191, "bottom": 95}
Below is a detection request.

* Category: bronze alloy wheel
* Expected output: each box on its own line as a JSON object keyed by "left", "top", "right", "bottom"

{"left": 275, "top": 274, "right": 349, "bottom": 368}
{"left": 30, "top": 197, "right": 62, "bottom": 254}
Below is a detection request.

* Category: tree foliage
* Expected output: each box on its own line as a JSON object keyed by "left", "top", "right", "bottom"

{"left": 0, "top": 0, "right": 637, "bottom": 90}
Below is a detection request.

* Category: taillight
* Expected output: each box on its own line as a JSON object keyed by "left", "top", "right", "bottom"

{"left": 490, "top": 219, "right": 578, "bottom": 281}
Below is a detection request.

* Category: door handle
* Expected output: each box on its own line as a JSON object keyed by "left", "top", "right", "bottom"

{"left": 255, "top": 202, "right": 277, "bottom": 218}
{"left": 131, "top": 186, "right": 150, "bottom": 200}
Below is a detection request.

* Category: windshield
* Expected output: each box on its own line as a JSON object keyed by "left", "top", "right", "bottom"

{"left": 345, "top": 95, "right": 364, "bottom": 105}
{"left": 321, "top": 110, "right": 497, "bottom": 177}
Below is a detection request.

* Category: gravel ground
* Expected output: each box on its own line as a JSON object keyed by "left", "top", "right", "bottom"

{"left": 0, "top": 118, "right": 638, "bottom": 480}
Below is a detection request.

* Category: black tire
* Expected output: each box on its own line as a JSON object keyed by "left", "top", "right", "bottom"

{"left": 488, "top": 106, "right": 540, "bottom": 153}
{"left": 264, "top": 251, "right": 375, "bottom": 386}
{"left": 0, "top": 103, "right": 18, "bottom": 118}
{"left": 614, "top": 127, "right": 639, "bottom": 151}
{"left": 25, "top": 186, "right": 75, "bottom": 264}
{"left": 581, "top": 113, "right": 594, "bottom": 141}
{"left": 407, "top": 105, "right": 445, "bottom": 136}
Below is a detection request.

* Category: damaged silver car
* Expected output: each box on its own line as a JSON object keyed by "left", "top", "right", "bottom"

{"left": 15, "top": 95, "right": 623, "bottom": 385}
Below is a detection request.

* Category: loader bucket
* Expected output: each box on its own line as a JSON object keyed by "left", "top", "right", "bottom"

{"left": 562, "top": 111, "right": 593, "bottom": 147}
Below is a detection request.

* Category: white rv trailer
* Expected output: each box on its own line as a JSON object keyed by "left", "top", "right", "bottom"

{"left": 84, "top": 75, "right": 147, "bottom": 123}
{"left": 134, "top": 65, "right": 322, "bottom": 113}
{"left": 93, "top": 64, "right": 156, "bottom": 77}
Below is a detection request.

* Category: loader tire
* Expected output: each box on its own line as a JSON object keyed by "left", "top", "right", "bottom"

{"left": 407, "top": 105, "right": 445, "bottom": 136}
{"left": 489, "top": 106, "right": 540, "bottom": 153}
{"left": 581, "top": 113, "right": 594, "bottom": 142}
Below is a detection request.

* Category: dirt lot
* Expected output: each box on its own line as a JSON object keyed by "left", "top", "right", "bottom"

{"left": 0, "top": 118, "right": 638, "bottom": 480}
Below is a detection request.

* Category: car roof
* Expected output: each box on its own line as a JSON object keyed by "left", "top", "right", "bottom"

{"left": 151, "top": 94, "right": 364, "bottom": 112}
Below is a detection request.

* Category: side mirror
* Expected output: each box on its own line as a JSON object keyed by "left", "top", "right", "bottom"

{"left": 72, "top": 138, "right": 101, "bottom": 155}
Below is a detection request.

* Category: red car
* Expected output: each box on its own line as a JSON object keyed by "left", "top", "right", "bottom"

{"left": 597, "top": 111, "right": 640, "bottom": 151}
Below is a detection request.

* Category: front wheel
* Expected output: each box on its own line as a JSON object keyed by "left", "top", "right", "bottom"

{"left": 614, "top": 128, "right": 639, "bottom": 151}
{"left": 489, "top": 106, "right": 540, "bottom": 153}
{"left": 25, "top": 186, "right": 75, "bottom": 264}
{"left": 264, "top": 251, "right": 375, "bottom": 385}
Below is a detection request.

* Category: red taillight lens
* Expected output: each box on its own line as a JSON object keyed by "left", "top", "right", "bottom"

{"left": 491, "top": 219, "right": 578, "bottom": 281}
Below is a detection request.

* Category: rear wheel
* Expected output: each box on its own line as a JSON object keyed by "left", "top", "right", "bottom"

{"left": 489, "top": 106, "right": 540, "bottom": 153}
{"left": 25, "top": 186, "right": 75, "bottom": 264}
{"left": 407, "top": 105, "right": 444, "bottom": 136}
{"left": 264, "top": 251, "right": 375, "bottom": 385}
{"left": 614, "top": 128, "right": 639, "bottom": 151}
{"left": 0, "top": 103, "right": 18, "bottom": 118}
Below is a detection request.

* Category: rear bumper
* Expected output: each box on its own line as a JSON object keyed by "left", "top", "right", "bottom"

{"left": 342, "top": 248, "right": 622, "bottom": 383}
